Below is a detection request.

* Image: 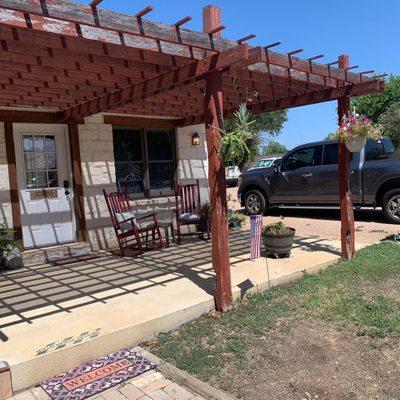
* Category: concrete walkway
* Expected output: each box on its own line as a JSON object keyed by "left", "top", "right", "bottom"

{"left": 0, "top": 231, "right": 367, "bottom": 392}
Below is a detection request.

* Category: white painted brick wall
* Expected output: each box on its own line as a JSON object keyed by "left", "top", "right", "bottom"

{"left": 0, "top": 122, "right": 13, "bottom": 228}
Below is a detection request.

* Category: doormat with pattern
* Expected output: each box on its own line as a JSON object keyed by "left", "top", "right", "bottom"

{"left": 40, "top": 347, "right": 156, "bottom": 400}
{"left": 48, "top": 254, "right": 101, "bottom": 266}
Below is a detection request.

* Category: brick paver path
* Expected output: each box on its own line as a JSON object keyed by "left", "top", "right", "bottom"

{"left": 9, "top": 370, "right": 206, "bottom": 400}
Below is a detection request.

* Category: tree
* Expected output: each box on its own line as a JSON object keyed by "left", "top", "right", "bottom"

{"left": 351, "top": 76, "right": 400, "bottom": 123}
{"left": 263, "top": 139, "right": 288, "bottom": 155}
{"left": 378, "top": 101, "right": 400, "bottom": 149}
{"left": 351, "top": 75, "right": 400, "bottom": 148}
{"left": 223, "top": 109, "right": 287, "bottom": 169}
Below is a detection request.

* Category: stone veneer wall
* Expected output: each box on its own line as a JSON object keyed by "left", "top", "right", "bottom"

{"left": 176, "top": 123, "right": 209, "bottom": 203}
{"left": 0, "top": 122, "right": 13, "bottom": 228}
{"left": 79, "top": 118, "right": 210, "bottom": 250}
{"left": 78, "top": 114, "right": 117, "bottom": 250}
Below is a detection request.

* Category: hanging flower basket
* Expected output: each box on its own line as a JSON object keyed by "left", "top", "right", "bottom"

{"left": 335, "top": 114, "right": 381, "bottom": 153}
{"left": 344, "top": 137, "right": 367, "bottom": 152}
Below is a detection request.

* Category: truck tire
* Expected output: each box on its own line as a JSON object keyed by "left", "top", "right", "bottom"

{"left": 243, "top": 189, "right": 267, "bottom": 215}
{"left": 382, "top": 189, "right": 400, "bottom": 224}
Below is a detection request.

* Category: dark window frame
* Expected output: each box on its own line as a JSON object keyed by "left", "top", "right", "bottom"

{"left": 113, "top": 126, "right": 177, "bottom": 199}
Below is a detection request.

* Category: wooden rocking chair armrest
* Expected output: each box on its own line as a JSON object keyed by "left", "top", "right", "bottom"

{"left": 117, "top": 216, "right": 136, "bottom": 225}
{"left": 136, "top": 212, "right": 157, "bottom": 221}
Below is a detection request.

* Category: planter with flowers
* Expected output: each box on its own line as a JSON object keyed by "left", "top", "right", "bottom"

{"left": 263, "top": 220, "right": 295, "bottom": 258}
{"left": 336, "top": 114, "right": 381, "bottom": 152}
{"left": 228, "top": 211, "right": 246, "bottom": 229}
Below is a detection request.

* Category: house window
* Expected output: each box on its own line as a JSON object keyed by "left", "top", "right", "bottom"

{"left": 113, "top": 127, "right": 176, "bottom": 198}
{"left": 22, "top": 135, "right": 58, "bottom": 189}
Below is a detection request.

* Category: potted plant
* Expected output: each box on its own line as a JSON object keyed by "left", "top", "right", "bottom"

{"left": 198, "top": 201, "right": 211, "bottom": 232}
{"left": 336, "top": 114, "right": 381, "bottom": 152}
{"left": 0, "top": 223, "right": 22, "bottom": 268}
{"left": 263, "top": 220, "right": 295, "bottom": 258}
{"left": 228, "top": 211, "right": 246, "bottom": 229}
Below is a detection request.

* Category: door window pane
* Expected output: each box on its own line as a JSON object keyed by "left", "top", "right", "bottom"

{"left": 283, "top": 146, "right": 322, "bottom": 172}
{"left": 46, "top": 154, "right": 57, "bottom": 170}
{"left": 34, "top": 153, "right": 46, "bottom": 170}
{"left": 48, "top": 171, "right": 58, "bottom": 188}
{"left": 44, "top": 136, "right": 56, "bottom": 152}
{"left": 24, "top": 154, "right": 35, "bottom": 171}
{"left": 26, "top": 172, "right": 36, "bottom": 189}
{"left": 365, "top": 139, "right": 386, "bottom": 161}
{"left": 23, "top": 136, "right": 34, "bottom": 152}
{"left": 323, "top": 143, "right": 339, "bottom": 165}
{"left": 147, "top": 130, "right": 174, "bottom": 161}
{"left": 22, "top": 134, "right": 58, "bottom": 189}
{"left": 33, "top": 136, "right": 44, "bottom": 152}
{"left": 36, "top": 172, "right": 47, "bottom": 188}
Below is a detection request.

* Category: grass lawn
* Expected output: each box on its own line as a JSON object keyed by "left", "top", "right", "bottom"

{"left": 150, "top": 241, "right": 400, "bottom": 399}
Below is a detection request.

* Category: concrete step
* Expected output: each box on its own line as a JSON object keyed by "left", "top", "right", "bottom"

{"left": 22, "top": 242, "right": 92, "bottom": 266}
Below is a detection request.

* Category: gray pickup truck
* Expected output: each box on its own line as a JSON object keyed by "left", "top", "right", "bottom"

{"left": 238, "top": 137, "right": 400, "bottom": 223}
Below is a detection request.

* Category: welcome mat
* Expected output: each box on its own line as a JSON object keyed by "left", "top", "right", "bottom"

{"left": 48, "top": 254, "right": 101, "bottom": 266}
{"left": 40, "top": 347, "right": 156, "bottom": 400}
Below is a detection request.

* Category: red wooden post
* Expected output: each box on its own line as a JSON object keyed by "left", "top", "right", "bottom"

{"left": 203, "top": 5, "right": 222, "bottom": 36}
{"left": 338, "top": 55, "right": 356, "bottom": 259}
{"left": 203, "top": 5, "right": 232, "bottom": 312}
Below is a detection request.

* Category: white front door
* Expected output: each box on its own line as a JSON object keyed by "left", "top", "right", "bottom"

{"left": 14, "top": 124, "right": 76, "bottom": 248}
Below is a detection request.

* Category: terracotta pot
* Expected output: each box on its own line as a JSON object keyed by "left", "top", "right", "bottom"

{"left": 345, "top": 137, "right": 366, "bottom": 152}
{"left": 263, "top": 228, "right": 296, "bottom": 258}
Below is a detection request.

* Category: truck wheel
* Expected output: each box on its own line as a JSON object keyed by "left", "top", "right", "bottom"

{"left": 382, "top": 189, "right": 400, "bottom": 224}
{"left": 244, "top": 189, "right": 267, "bottom": 215}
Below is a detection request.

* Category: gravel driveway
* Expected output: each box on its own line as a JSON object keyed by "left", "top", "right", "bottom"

{"left": 227, "top": 187, "right": 400, "bottom": 244}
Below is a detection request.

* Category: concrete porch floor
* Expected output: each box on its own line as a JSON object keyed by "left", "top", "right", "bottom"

{"left": 0, "top": 231, "right": 367, "bottom": 393}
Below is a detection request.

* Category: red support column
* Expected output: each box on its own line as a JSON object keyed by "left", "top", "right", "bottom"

{"left": 203, "top": 4, "right": 232, "bottom": 312}
{"left": 203, "top": 5, "right": 222, "bottom": 36}
{"left": 338, "top": 55, "right": 356, "bottom": 259}
{"left": 204, "top": 70, "right": 232, "bottom": 312}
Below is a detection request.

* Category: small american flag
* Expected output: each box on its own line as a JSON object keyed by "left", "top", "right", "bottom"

{"left": 250, "top": 215, "right": 263, "bottom": 259}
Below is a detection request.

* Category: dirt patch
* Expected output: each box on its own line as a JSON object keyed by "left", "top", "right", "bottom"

{"left": 217, "top": 319, "right": 400, "bottom": 400}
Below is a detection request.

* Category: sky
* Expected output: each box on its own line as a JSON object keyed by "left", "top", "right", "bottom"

{"left": 83, "top": 0, "right": 399, "bottom": 149}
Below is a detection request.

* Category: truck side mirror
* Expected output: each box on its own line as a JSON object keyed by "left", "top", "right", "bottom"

{"left": 274, "top": 163, "right": 281, "bottom": 173}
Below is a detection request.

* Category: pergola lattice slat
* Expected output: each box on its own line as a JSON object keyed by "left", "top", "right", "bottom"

{"left": 58, "top": 44, "right": 255, "bottom": 121}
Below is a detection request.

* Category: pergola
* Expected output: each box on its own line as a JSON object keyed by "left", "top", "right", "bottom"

{"left": 0, "top": 0, "right": 384, "bottom": 311}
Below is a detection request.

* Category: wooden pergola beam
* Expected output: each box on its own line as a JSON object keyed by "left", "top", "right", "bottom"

{"left": 0, "top": 3, "right": 374, "bottom": 88}
{"left": 57, "top": 44, "right": 255, "bottom": 121}
{"left": 177, "top": 79, "right": 384, "bottom": 126}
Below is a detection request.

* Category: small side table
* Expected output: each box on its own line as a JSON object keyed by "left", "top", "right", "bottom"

{"left": 158, "top": 220, "right": 175, "bottom": 248}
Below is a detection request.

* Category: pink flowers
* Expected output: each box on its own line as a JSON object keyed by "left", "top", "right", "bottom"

{"left": 336, "top": 114, "right": 381, "bottom": 141}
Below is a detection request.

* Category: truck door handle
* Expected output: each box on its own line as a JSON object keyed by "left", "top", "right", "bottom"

{"left": 301, "top": 173, "right": 312, "bottom": 178}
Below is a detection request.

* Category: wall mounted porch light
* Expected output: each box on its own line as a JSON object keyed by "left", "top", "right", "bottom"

{"left": 191, "top": 131, "right": 201, "bottom": 146}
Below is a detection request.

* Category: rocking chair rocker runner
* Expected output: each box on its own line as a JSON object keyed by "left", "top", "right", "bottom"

{"left": 103, "top": 189, "right": 163, "bottom": 255}
{"left": 175, "top": 179, "right": 210, "bottom": 243}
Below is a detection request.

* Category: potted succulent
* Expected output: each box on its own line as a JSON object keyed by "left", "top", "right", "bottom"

{"left": 263, "top": 219, "right": 295, "bottom": 258}
{"left": 336, "top": 114, "right": 381, "bottom": 152}
{"left": 228, "top": 211, "right": 246, "bottom": 229}
{"left": 198, "top": 201, "right": 211, "bottom": 232}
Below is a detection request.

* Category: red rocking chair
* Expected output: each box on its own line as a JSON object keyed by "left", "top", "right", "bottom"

{"left": 103, "top": 189, "right": 163, "bottom": 255}
{"left": 174, "top": 179, "right": 210, "bottom": 244}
